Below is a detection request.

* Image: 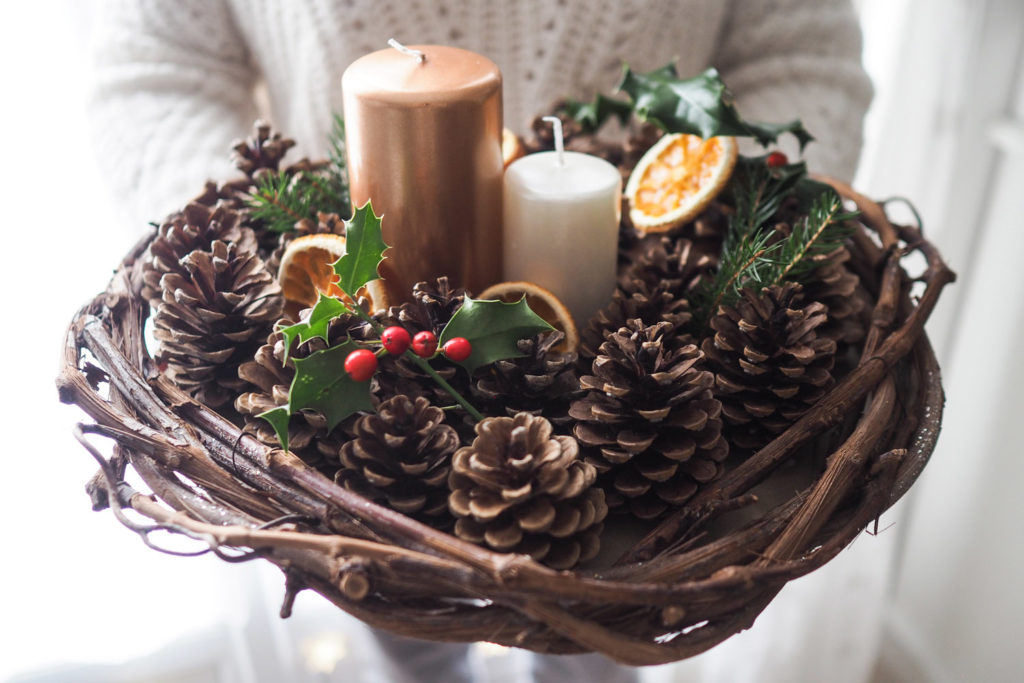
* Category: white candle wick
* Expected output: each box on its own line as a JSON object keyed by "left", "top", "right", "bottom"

{"left": 387, "top": 38, "right": 425, "bottom": 64}
{"left": 542, "top": 116, "right": 566, "bottom": 167}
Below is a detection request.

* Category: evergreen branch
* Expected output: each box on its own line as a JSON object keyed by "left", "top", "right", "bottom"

{"left": 773, "top": 191, "right": 857, "bottom": 284}
{"left": 693, "top": 228, "right": 781, "bottom": 328}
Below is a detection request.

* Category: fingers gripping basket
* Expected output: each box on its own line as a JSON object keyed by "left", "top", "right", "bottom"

{"left": 58, "top": 178, "right": 954, "bottom": 666}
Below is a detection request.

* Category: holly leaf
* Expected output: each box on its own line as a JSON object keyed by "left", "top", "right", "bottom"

{"left": 563, "top": 94, "right": 634, "bottom": 133}
{"left": 618, "top": 65, "right": 813, "bottom": 149}
{"left": 278, "top": 293, "right": 352, "bottom": 363}
{"left": 257, "top": 406, "right": 292, "bottom": 453}
{"left": 334, "top": 201, "right": 389, "bottom": 299}
{"left": 289, "top": 341, "right": 374, "bottom": 433}
{"left": 257, "top": 340, "right": 373, "bottom": 451}
{"left": 439, "top": 297, "right": 554, "bottom": 375}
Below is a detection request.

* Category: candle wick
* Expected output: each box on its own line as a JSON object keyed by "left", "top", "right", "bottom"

{"left": 387, "top": 38, "right": 425, "bottom": 64}
{"left": 542, "top": 116, "right": 566, "bottom": 167}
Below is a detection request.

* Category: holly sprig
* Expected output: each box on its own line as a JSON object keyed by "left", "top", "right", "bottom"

{"left": 259, "top": 203, "right": 552, "bottom": 451}
{"left": 566, "top": 64, "right": 812, "bottom": 149}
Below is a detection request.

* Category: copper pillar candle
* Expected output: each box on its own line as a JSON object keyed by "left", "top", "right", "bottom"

{"left": 342, "top": 44, "right": 503, "bottom": 302}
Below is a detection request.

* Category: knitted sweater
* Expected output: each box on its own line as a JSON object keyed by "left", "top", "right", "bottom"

{"left": 89, "top": 0, "right": 872, "bottom": 227}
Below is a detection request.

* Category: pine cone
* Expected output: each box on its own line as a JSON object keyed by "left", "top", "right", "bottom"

{"left": 800, "top": 247, "right": 868, "bottom": 346}
{"left": 702, "top": 283, "right": 837, "bottom": 453}
{"left": 397, "top": 277, "right": 468, "bottom": 336}
{"left": 188, "top": 177, "right": 254, "bottom": 213}
{"left": 143, "top": 203, "right": 257, "bottom": 304}
{"left": 235, "top": 309, "right": 376, "bottom": 466}
{"left": 582, "top": 237, "right": 711, "bottom": 358}
{"left": 619, "top": 122, "right": 663, "bottom": 179}
{"left": 525, "top": 105, "right": 623, "bottom": 166}
{"left": 571, "top": 320, "right": 728, "bottom": 520}
{"left": 449, "top": 413, "right": 607, "bottom": 569}
{"left": 335, "top": 395, "right": 459, "bottom": 526}
{"left": 154, "top": 240, "right": 283, "bottom": 408}
{"left": 579, "top": 281, "right": 692, "bottom": 360}
{"left": 471, "top": 331, "right": 581, "bottom": 431}
{"left": 231, "top": 120, "right": 296, "bottom": 177}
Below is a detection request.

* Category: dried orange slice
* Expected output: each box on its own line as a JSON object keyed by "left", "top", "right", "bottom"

{"left": 278, "top": 233, "right": 388, "bottom": 315}
{"left": 625, "top": 133, "right": 738, "bottom": 234}
{"left": 502, "top": 128, "right": 525, "bottom": 169}
{"left": 478, "top": 281, "right": 579, "bottom": 353}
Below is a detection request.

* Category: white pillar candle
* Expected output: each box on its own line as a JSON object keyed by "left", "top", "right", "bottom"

{"left": 503, "top": 119, "right": 621, "bottom": 325}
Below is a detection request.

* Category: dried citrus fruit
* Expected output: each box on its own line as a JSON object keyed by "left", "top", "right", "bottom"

{"left": 625, "top": 133, "right": 738, "bottom": 234}
{"left": 277, "top": 233, "right": 388, "bottom": 316}
{"left": 478, "top": 281, "right": 579, "bottom": 353}
{"left": 502, "top": 128, "right": 525, "bottom": 168}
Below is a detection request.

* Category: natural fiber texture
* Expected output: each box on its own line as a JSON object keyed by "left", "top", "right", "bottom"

{"left": 59, "top": 180, "right": 953, "bottom": 665}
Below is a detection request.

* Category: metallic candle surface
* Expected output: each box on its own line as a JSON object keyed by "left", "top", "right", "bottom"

{"left": 342, "top": 45, "right": 503, "bottom": 302}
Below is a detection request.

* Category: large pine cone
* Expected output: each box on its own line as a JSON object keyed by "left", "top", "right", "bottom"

{"left": 153, "top": 240, "right": 283, "bottom": 408}
{"left": 471, "top": 331, "right": 581, "bottom": 432}
{"left": 582, "top": 238, "right": 711, "bottom": 359}
{"left": 449, "top": 413, "right": 607, "bottom": 569}
{"left": 143, "top": 203, "right": 257, "bottom": 304}
{"left": 702, "top": 283, "right": 837, "bottom": 453}
{"left": 235, "top": 308, "right": 376, "bottom": 467}
{"left": 571, "top": 320, "right": 728, "bottom": 520}
{"left": 336, "top": 395, "right": 459, "bottom": 526}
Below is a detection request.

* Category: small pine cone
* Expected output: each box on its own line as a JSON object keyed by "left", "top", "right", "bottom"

{"left": 188, "top": 177, "right": 253, "bottom": 213}
{"left": 397, "top": 277, "right": 469, "bottom": 336}
{"left": 571, "top": 320, "right": 728, "bottom": 520}
{"left": 231, "top": 120, "right": 296, "bottom": 177}
{"left": 525, "top": 105, "right": 624, "bottom": 166}
{"left": 154, "top": 240, "right": 283, "bottom": 408}
{"left": 471, "top": 331, "right": 582, "bottom": 431}
{"left": 619, "top": 122, "right": 663, "bottom": 178}
{"left": 335, "top": 395, "right": 460, "bottom": 525}
{"left": 236, "top": 309, "right": 376, "bottom": 465}
{"left": 449, "top": 413, "right": 607, "bottom": 569}
{"left": 702, "top": 283, "right": 837, "bottom": 452}
{"left": 143, "top": 203, "right": 257, "bottom": 304}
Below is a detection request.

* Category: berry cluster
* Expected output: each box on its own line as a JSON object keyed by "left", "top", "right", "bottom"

{"left": 343, "top": 326, "right": 472, "bottom": 382}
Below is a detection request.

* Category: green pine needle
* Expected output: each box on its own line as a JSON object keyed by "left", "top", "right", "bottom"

{"left": 246, "top": 113, "right": 351, "bottom": 233}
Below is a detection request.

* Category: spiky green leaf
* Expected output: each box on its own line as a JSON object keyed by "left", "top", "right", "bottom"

{"left": 334, "top": 202, "right": 389, "bottom": 300}
{"left": 439, "top": 297, "right": 554, "bottom": 375}
{"left": 278, "top": 293, "right": 352, "bottom": 363}
{"left": 289, "top": 341, "right": 374, "bottom": 433}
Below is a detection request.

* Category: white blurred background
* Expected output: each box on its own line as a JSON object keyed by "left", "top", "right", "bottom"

{"left": 1, "top": 0, "right": 1020, "bottom": 681}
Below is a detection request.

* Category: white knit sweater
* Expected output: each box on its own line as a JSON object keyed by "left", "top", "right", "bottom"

{"left": 90, "top": 0, "right": 872, "bottom": 227}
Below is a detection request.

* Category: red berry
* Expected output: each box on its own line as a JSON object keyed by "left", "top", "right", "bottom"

{"left": 344, "top": 348, "right": 378, "bottom": 382}
{"left": 766, "top": 151, "right": 788, "bottom": 168}
{"left": 381, "top": 326, "right": 411, "bottom": 355}
{"left": 442, "top": 337, "right": 472, "bottom": 362}
{"left": 411, "top": 330, "right": 438, "bottom": 358}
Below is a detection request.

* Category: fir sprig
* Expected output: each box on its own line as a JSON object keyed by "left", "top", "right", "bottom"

{"left": 247, "top": 114, "right": 351, "bottom": 233}
{"left": 692, "top": 163, "right": 856, "bottom": 330}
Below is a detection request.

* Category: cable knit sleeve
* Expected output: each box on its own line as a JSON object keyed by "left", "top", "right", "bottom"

{"left": 712, "top": 0, "right": 873, "bottom": 180}
{"left": 89, "top": 0, "right": 258, "bottom": 228}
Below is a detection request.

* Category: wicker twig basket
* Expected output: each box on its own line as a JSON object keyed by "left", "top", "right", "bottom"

{"left": 58, "top": 177, "right": 954, "bottom": 666}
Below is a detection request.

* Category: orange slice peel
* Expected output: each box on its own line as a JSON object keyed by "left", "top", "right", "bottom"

{"left": 625, "top": 132, "right": 738, "bottom": 234}
{"left": 278, "top": 233, "right": 389, "bottom": 316}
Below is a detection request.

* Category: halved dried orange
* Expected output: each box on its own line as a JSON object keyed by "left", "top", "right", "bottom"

{"left": 278, "top": 233, "right": 389, "bottom": 316}
{"left": 502, "top": 128, "right": 525, "bottom": 169}
{"left": 478, "top": 281, "right": 579, "bottom": 353}
{"left": 625, "top": 133, "right": 738, "bottom": 234}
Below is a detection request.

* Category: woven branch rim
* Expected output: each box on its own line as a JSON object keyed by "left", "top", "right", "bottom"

{"left": 57, "top": 177, "right": 955, "bottom": 666}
